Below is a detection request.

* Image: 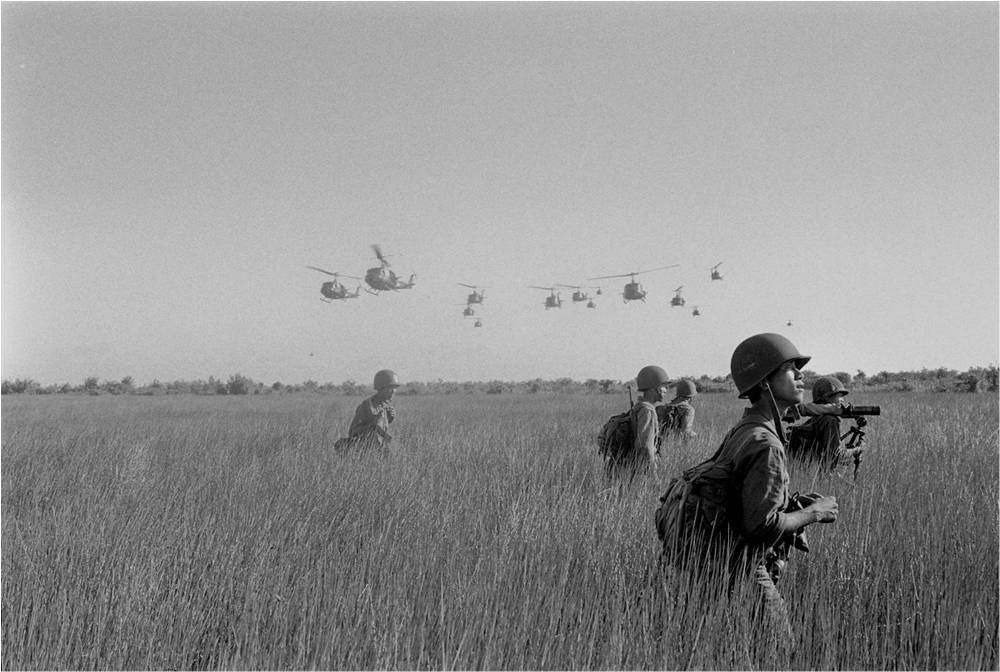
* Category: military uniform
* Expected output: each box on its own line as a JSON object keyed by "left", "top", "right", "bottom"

{"left": 672, "top": 408, "right": 796, "bottom": 650}
{"left": 658, "top": 334, "right": 838, "bottom": 668}
{"left": 658, "top": 397, "right": 696, "bottom": 439}
{"left": 345, "top": 395, "right": 395, "bottom": 449}
{"left": 633, "top": 400, "right": 660, "bottom": 464}
{"left": 787, "top": 380, "right": 862, "bottom": 470}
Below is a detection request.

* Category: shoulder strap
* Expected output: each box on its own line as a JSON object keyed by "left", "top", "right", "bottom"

{"left": 704, "top": 415, "right": 779, "bottom": 463}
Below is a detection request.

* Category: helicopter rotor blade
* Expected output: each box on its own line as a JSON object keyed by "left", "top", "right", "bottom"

{"left": 589, "top": 264, "right": 679, "bottom": 281}
{"left": 371, "top": 244, "right": 389, "bottom": 265}
{"left": 529, "top": 285, "right": 555, "bottom": 291}
{"left": 555, "top": 283, "right": 582, "bottom": 289}
{"left": 458, "top": 282, "right": 486, "bottom": 290}
{"left": 586, "top": 273, "right": 632, "bottom": 281}
{"left": 306, "top": 266, "right": 363, "bottom": 280}
{"left": 635, "top": 263, "right": 680, "bottom": 275}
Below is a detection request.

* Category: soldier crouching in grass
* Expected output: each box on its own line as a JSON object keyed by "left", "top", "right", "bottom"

{"left": 335, "top": 369, "right": 399, "bottom": 452}
{"left": 656, "top": 334, "right": 839, "bottom": 666}
{"left": 788, "top": 375, "right": 865, "bottom": 472}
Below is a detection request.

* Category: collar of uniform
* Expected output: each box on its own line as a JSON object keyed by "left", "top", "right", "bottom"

{"left": 739, "top": 407, "right": 781, "bottom": 440}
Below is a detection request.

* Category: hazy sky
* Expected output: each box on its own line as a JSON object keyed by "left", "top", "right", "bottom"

{"left": 3, "top": 2, "right": 997, "bottom": 386}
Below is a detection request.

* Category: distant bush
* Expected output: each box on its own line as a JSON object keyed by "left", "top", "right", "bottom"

{"left": 2, "top": 378, "right": 39, "bottom": 395}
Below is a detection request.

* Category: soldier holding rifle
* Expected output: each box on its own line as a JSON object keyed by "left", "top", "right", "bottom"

{"left": 788, "top": 375, "right": 879, "bottom": 476}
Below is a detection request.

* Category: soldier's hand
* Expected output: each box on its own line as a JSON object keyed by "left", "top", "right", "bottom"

{"left": 806, "top": 496, "right": 839, "bottom": 524}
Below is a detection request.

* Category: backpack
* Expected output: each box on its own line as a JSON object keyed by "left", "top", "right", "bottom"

{"left": 598, "top": 387, "right": 645, "bottom": 462}
{"left": 655, "top": 456, "right": 732, "bottom": 558}
{"left": 596, "top": 405, "right": 637, "bottom": 463}
{"left": 654, "top": 417, "right": 766, "bottom": 557}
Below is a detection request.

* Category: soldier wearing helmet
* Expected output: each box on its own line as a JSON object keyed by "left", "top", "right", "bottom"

{"left": 658, "top": 378, "right": 699, "bottom": 440}
{"left": 656, "top": 333, "right": 839, "bottom": 664}
{"left": 619, "top": 365, "right": 671, "bottom": 476}
{"left": 338, "top": 369, "right": 400, "bottom": 451}
{"left": 788, "top": 376, "right": 864, "bottom": 470}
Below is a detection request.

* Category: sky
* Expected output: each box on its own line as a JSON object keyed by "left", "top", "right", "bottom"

{"left": 2, "top": 2, "right": 997, "bottom": 387}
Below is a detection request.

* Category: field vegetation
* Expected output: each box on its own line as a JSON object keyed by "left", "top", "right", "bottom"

{"left": 3, "top": 363, "right": 998, "bottom": 396}
{"left": 2, "top": 391, "right": 997, "bottom": 669}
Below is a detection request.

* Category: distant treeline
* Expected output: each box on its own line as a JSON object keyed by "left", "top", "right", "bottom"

{"left": 3, "top": 366, "right": 997, "bottom": 397}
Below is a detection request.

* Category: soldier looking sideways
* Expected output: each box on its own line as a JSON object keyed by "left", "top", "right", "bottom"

{"left": 656, "top": 334, "right": 839, "bottom": 663}
{"left": 632, "top": 365, "right": 671, "bottom": 471}
{"left": 603, "top": 365, "right": 671, "bottom": 479}
{"left": 336, "top": 369, "right": 400, "bottom": 451}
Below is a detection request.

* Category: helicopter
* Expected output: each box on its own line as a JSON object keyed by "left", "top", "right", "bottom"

{"left": 710, "top": 262, "right": 724, "bottom": 281}
{"left": 530, "top": 286, "right": 563, "bottom": 309}
{"left": 459, "top": 283, "right": 486, "bottom": 305}
{"left": 556, "top": 284, "right": 601, "bottom": 305}
{"left": 465, "top": 315, "right": 484, "bottom": 328}
{"left": 670, "top": 286, "right": 686, "bottom": 307}
{"left": 364, "top": 245, "right": 416, "bottom": 294}
{"left": 692, "top": 306, "right": 702, "bottom": 317}
{"left": 787, "top": 320, "right": 794, "bottom": 327}
{"left": 306, "top": 266, "right": 363, "bottom": 301}
{"left": 588, "top": 264, "right": 679, "bottom": 302}
{"left": 462, "top": 305, "right": 476, "bottom": 317}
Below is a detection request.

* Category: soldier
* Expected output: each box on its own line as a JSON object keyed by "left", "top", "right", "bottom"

{"left": 604, "top": 365, "right": 671, "bottom": 478}
{"left": 633, "top": 365, "right": 671, "bottom": 471}
{"left": 336, "top": 369, "right": 400, "bottom": 451}
{"left": 658, "top": 378, "right": 698, "bottom": 440}
{"left": 788, "top": 376, "right": 864, "bottom": 470}
{"left": 656, "top": 333, "right": 839, "bottom": 663}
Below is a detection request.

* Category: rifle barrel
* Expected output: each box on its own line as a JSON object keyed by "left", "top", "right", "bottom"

{"left": 844, "top": 404, "right": 880, "bottom": 416}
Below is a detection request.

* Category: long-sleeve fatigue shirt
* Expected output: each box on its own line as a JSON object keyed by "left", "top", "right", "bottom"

{"left": 633, "top": 401, "right": 660, "bottom": 463}
{"left": 348, "top": 395, "right": 394, "bottom": 445}
{"left": 714, "top": 409, "right": 791, "bottom": 551}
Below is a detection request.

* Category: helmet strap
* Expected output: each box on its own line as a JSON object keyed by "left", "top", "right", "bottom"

{"left": 761, "top": 381, "right": 788, "bottom": 448}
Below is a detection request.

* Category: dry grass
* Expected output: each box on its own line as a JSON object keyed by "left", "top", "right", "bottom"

{"left": 2, "top": 391, "right": 997, "bottom": 669}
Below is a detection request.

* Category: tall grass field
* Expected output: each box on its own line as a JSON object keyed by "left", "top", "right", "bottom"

{"left": 3, "top": 391, "right": 997, "bottom": 669}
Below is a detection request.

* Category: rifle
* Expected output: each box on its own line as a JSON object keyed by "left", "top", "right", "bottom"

{"left": 840, "top": 404, "right": 881, "bottom": 418}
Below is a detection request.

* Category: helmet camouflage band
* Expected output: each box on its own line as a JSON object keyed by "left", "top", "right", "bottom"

{"left": 730, "top": 333, "right": 810, "bottom": 398}
{"left": 812, "top": 376, "right": 849, "bottom": 403}
{"left": 373, "top": 369, "right": 400, "bottom": 390}
{"left": 636, "top": 365, "right": 671, "bottom": 391}
{"left": 674, "top": 379, "right": 698, "bottom": 398}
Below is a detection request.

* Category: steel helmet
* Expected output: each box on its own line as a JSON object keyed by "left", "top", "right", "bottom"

{"left": 730, "top": 333, "right": 810, "bottom": 398}
{"left": 812, "top": 376, "right": 849, "bottom": 403}
{"left": 675, "top": 379, "right": 698, "bottom": 398}
{"left": 636, "top": 365, "right": 671, "bottom": 391}
{"left": 373, "top": 369, "right": 400, "bottom": 390}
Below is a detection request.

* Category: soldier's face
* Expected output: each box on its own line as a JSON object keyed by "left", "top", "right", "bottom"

{"left": 375, "top": 386, "right": 396, "bottom": 402}
{"left": 767, "top": 361, "right": 804, "bottom": 405}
